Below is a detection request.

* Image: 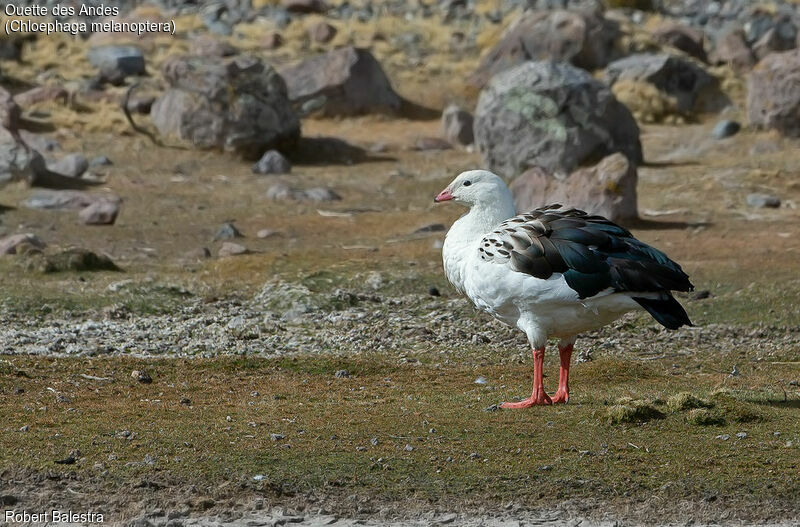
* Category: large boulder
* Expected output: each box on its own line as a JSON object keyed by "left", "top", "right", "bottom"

{"left": 509, "top": 153, "right": 637, "bottom": 223}
{"left": 747, "top": 49, "right": 800, "bottom": 136}
{"left": 279, "top": 47, "right": 401, "bottom": 116}
{"left": 474, "top": 61, "right": 641, "bottom": 176}
{"left": 653, "top": 22, "right": 708, "bottom": 63}
{"left": 150, "top": 55, "right": 300, "bottom": 159}
{"left": 0, "top": 128, "right": 39, "bottom": 187}
{"left": 603, "top": 53, "right": 717, "bottom": 113}
{"left": 469, "top": 9, "right": 620, "bottom": 88}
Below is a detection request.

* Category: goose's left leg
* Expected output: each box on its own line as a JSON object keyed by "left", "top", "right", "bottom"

{"left": 551, "top": 336, "right": 576, "bottom": 404}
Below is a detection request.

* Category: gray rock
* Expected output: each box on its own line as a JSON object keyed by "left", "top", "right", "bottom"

{"left": 219, "top": 242, "right": 249, "bottom": 257}
{"left": 47, "top": 153, "right": 89, "bottom": 178}
{"left": 712, "top": 29, "right": 756, "bottom": 72}
{"left": 87, "top": 45, "right": 145, "bottom": 83}
{"left": 280, "top": 47, "right": 401, "bottom": 117}
{"left": 309, "top": 21, "right": 337, "bottom": 43}
{"left": 746, "top": 193, "right": 781, "bottom": 208}
{"left": 13, "top": 85, "right": 69, "bottom": 108}
{"left": 748, "top": 49, "right": 800, "bottom": 136}
{"left": 510, "top": 153, "right": 638, "bottom": 223}
{"left": 266, "top": 183, "right": 341, "bottom": 202}
{"left": 22, "top": 190, "right": 120, "bottom": 211}
{"left": 0, "top": 127, "right": 39, "bottom": 187}
{"left": 604, "top": 53, "right": 717, "bottom": 113}
{"left": 469, "top": 9, "right": 620, "bottom": 88}
{"left": 89, "top": 156, "right": 113, "bottom": 167}
{"left": 79, "top": 199, "right": 121, "bottom": 225}
{"left": 441, "top": 104, "right": 474, "bottom": 145}
{"left": 151, "top": 54, "right": 300, "bottom": 159}
{"left": 132, "top": 369, "right": 152, "bottom": 383}
{"left": 711, "top": 120, "right": 741, "bottom": 139}
{"left": 474, "top": 61, "right": 641, "bottom": 176}
{"left": 653, "top": 22, "right": 708, "bottom": 62}
{"left": 0, "top": 233, "right": 45, "bottom": 255}
{"left": 252, "top": 150, "right": 291, "bottom": 175}
{"left": 214, "top": 222, "right": 243, "bottom": 240}
{"left": 189, "top": 35, "right": 239, "bottom": 57}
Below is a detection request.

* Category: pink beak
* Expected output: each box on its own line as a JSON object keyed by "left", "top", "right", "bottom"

{"left": 434, "top": 188, "right": 453, "bottom": 203}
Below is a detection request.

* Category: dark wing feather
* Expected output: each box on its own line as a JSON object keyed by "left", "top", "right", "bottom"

{"left": 479, "top": 204, "right": 694, "bottom": 299}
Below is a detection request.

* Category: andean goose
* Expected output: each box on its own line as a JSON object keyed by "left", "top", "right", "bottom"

{"left": 434, "top": 170, "right": 693, "bottom": 408}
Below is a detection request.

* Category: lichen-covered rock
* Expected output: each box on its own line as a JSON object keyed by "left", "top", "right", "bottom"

{"left": 279, "top": 47, "right": 401, "bottom": 117}
{"left": 474, "top": 61, "right": 641, "bottom": 176}
{"left": 604, "top": 53, "right": 717, "bottom": 113}
{"left": 151, "top": 54, "right": 300, "bottom": 159}
{"left": 469, "top": 9, "right": 620, "bottom": 88}
{"left": 747, "top": 49, "right": 800, "bottom": 136}
{"left": 509, "top": 153, "right": 638, "bottom": 223}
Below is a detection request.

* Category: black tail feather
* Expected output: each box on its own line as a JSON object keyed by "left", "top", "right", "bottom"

{"left": 633, "top": 294, "right": 693, "bottom": 330}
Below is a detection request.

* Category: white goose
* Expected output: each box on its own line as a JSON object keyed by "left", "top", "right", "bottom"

{"left": 434, "top": 170, "right": 693, "bottom": 408}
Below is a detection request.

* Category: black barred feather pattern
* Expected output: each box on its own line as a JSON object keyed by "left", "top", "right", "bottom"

{"left": 479, "top": 205, "right": 694, "bottom": 328}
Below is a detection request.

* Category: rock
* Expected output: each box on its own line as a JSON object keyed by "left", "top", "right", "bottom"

{"left": 413, "top": 137, "right": 452, "bottom": 151}
{"left": 189, "top": 36, "right": 238, "bottom": 57}
{"left": 20, "top": 131, "right": 59, "bottom": 153}
{"left": 712, "top": 29, "right": 756, "bottom": 72}
{"left": 25, "top": 247, "right": 120, "bottom": 273}
{"left": 510, "top": 153, "right": 638, "bottom": 223}
{"left": 441, "top": 104, "right": 474, "bottom": 145}
{"left": 604, "top": 53, "right": 717, "bottom": 113}
{"left": 87, "top": 45, "right": 146, "bottom": 84}
{"left": 22, "top": 190, "right": 120, "bottom": 211}
{"left": 0, "top": 87, "right": 21, "bottom": 132}
{"left": 334, "top": 369, "right": 350, "bottom": 378}
{"left": 270, "top": 433, "right": 286, "bottom": 441}
{"left": 151, "top": 54, "right": 300, "bottom": 159}
{"left": 79, "top": 199, "right": 121, "bottom": 225}
{"left": 283, "top": 0, "right": 328, "bottom": 14}
{"left": 747, "top": 49, "right": 800, "bottom": 136}
{"left": 219, "top": 242, "right": 249, "bottom": 257}
{"left": 0, "top": 127, "right": 39, "bottom": 187}
{"left": 653, "top": 22, "right": 708, "bottom": 63}
{"left": 214, "top": 222, "right": 243, "bottom": 240}
{"left": 746, "top": 9, "right": 797, "bottom": 59}
{"left": 468, "top": 9, "right": 620, "bottom": 88}
{"left": 132, "top": 370, "right": 152, "bottom": 384}
{"left": 90, "top": 156, "right": 113, "bottom": 167}
{"left": 252, "top": 150, "right": 291, "bottom": 175}
{"left": 0, "top": 233, "right": 45, "bottom": 255}
{"left": 746, "top": 193, "right": 781, "bottom": 209}
{"left": 263, "top": 32, "right": 284, "bottom": 50}
{"left": 266, "top": 183, "right": 341, "bottom": 202}
{"left": 309, "top": 21, "right": 337, "bottom": 43}
{"left": 280, "top": 47, "right": 401, "bottom": 117}
{"left": 711, "top": 120, "right": 741, "bottom": 139}
{"left": 13, "top": 85, "right": 70, "bottom": 108}
{"left": 474, "top": 61, "right": 641, "bottom": 176}
{"left": 126, "top": 94, "right": 156, "bottom": 114}
{"left": 47, "top": 153, "right": 89, "bottom": 178}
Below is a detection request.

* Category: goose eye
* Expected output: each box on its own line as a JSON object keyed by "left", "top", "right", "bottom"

{"left": 463, "top": 180, "right": 472, "bottom": 187}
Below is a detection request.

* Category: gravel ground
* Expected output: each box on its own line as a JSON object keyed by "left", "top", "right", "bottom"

{"left": 1, "top": 280, "right": 798, "bottom": 362}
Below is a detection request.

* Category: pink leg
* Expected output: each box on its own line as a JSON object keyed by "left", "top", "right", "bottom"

{"left": 501, "top": 347, "right": 552, "bottom": 409}
{"left": 551, "top": 343, "right": 573, "bottom": 404}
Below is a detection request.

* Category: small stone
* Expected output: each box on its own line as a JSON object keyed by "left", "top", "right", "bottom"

{"left": 283, "top": 0, "right": 328, "bottom": 14}
{"left": 180, "top": 398, "right": 191, "bottom": 405}
{"left": 0, "top": 233, "right": 45, "bottom": 255}
{"left": 441, "top": 104, "right": 474, "bottom": 145}
{"left": 716, "top": 434, "right": 730, "bottom": 441}
{"left": 433, "top": 513, "right": 457, "bottom": 525}
{"left": 87, "top": 45, "right": 145, "bottom": 84}
{"left": 47, "top": 153, "right": 89, "bottom": 178}
{"left": 736, "top": 432, "right": 748, "bottom": 439}
{"left": 484, "top": 404, "right": 499, "bottom": 412}
{"left": 79, "top": 199, "right": 120, "bottom": 225}
{"left": 335, "top": 369, "right": 350, "bottom": 378}
{"left": 404, "top": 444, "right": 414, "bottom": 452}
{"left": 370, "top": 437, "right": 379, "bottom": 446}
{"left": 252, "top": 150, "right": 291, "bottom": 175}
{"left": 253, "top": 474, "right": 266, "bottom": 481}
{"left": 19, "top": 425, "right": 28, "bottom": 432}
{"left": 309, "top": 22, "right": 337, "bottom": 43}
{"left": 746, "top": 193, "right": 781, "bottom": 209}
{"left": 132, "top": 370, "right": 152, "bottom": 384}
{"left": 257, "top": 229, "right": 280, "bottom": 239}
{"left": 692, "top": 290, "right": 711, "bottom": 300}
{"left": 218, "top": 242, "right": 248, "bottom": 257}
{"left": 576, "top": 350, "right": 594, "bottom": 363}
{"left": 474, "top": 376, "right": 488, "bottom": 385}
{"left": 55, "top": 454, "right": 76, "bottom": 465}
{"left": 263, "top": 32, "right": 284, "bottom": 50}
{"left": 89, "top": 156, "right": 113, "bottom": 167}
{"left": 711, "top": 120, "right": 741, "bottom": 139}
{"left": 214, "top": 222, "right": 243, "bottom": 240}
{"left": 428, "top": 286, "right": 440, "bottom": 297}
{"left": 270, "top": 433, "right": 285, "bottom": 441}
